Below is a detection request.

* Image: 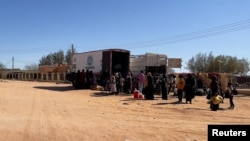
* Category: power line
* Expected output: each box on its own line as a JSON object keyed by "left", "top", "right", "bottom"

{"left": 78, "top": 18, "right": 250, "bottom": 49}
{"left": 0, "top": 45, "right": 72, "bottom": 55}
{"left": 1, "top": 19, "right": 250, "bottom": 54}
{"left": 116, "top": 19, "right": 250, "bottom": 49}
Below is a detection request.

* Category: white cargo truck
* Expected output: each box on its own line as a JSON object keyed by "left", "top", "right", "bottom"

{"left": 130, "top": 53, "right": 168, "bottom": 75}
{"left": 72, "top": 48, "right": 130, "bottom": 76}
{"left": 67, "top": 48, "right": 130, "bottom": 89}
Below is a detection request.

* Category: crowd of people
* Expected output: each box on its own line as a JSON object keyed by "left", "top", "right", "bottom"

{"left": 66, "top": 69, "right": 237, "bottom": 111}
{"left": 66, "top": 69, "right": 98, "bottom": 89}
{"left": 105, "top": 70, "right": 170, "bottom": 100}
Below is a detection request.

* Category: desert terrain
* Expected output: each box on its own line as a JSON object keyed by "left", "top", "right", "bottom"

{"left": 0, "top": 80, "right": 249, "bottom": 141}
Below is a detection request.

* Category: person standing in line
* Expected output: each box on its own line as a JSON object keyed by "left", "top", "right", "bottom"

{"left": 92, "top": 74, "right": 97, "bottom": 89}
{"left": 136, "top": 70, "right": 145, "bottom": 93}
{"left": 168, "top": 74, "right": 176, "bottom": 95}
{"left": 227, "top": 82, "right": 235, "bottom": 109}
{"left": 197, "top": 77, "right": 204, "bottom": 90}
{"left": 76, "top": 70, "right": 81, "bottom": 89}
{"left": 119, "top": 74, "right": 125, "bottom": 94}
{"left": 155, "top": 75, "right": 161, "bottom": 95}
{"left": 184, "top": 74, "right": 195, "bottom": 104}
{"left": 209, "top": 75, "right": 221, "bottom": 111}
{"left": 210, "top": 75, "right": 220, "bottom": 96}
{"left": 110, "top": 75, "right": 117, "bottom": 94}
{"left": 161, "top": 74, "right": 168, "bottom": 100}
{"left": 144, "top": 72, "right": 154, "bottom": 100}
{"left": 80, "top": 69, "right": 86, "bottom": 89}
{"left": 176, "top": 74, "right": 185, "bottom": 103}
{"left": 125, "top": 72, "right": 132, "bottom": 94}
{"left": 115, "top": 73, "right": 120, "bottom": 95}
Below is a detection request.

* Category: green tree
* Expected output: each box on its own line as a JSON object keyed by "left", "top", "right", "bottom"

{"left": 39, "top": 50, "right": 65, "bottom": 66}
{"left": 186, "top": 52, "right": 213, "bottom": 73}
{"left": 237, "top": 58, "right": 250, "bottom": 75}
{"left": 39, "top": 46, "right": 75, "bottom": 66}
{"left": 186, "top": 52, "right": 249, "bottom": 75}
{"left": 65, "top": 45, "right": 76, "bottom": 66}
{"left": 0, "top": 62, "right": 6, "bottom": 69}
{"left": 205, "top": 52, "right": 215, "bottom": 72}
{"left": 51, "top": 50, "right": 64, "bottom": 65}
{"left": 39, "top": 54, "right": 53, "bottom": 66}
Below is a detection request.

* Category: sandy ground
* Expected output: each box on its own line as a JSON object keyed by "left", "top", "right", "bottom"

{"left": 0, "top": 80, "right": 250, "bottom": 141}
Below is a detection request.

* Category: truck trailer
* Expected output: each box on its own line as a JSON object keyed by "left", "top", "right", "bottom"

{"left": 130, "top": 53, "right": 168, "bottom": 75}
{"left": 68, "top": 48, "right": 130, "bottom": 89}
{"left": 72, "top": 48, "right": 130, "bottom": 76}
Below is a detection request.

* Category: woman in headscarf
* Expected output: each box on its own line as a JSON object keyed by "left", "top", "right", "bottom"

{"left": 144, "top": 72, "right": 154, "bottom": 100}
{"left": 161, "top": 74, "right": 168, "bottom": 100}
{"left": 209, "top": 75, "right": 222, "bottom": 111}
{"left": 185, "top": 74, "right": 195, "bottom": 104}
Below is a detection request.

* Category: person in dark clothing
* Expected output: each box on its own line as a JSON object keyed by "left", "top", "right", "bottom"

{"left": 196, "top": 77, "right": 205, "bottom": 95}
{"left": 227, "top": 82, "right": 235, "bottom": 109}
{"left": 185, "top": 74, "right": 195, "bottom": 104}
{"left": 161, "top": 74, "right": 168, "bottom": 100}
{"left": 155, "top": 76, "right": 161, "bottom": 95}
{"left": 144, "top": 72, "right": 154, "bottom": 100}
{"left": 115, "top": 73, "right": 121, "bottom": 94}
{"left": 80, "top": 69, "right": 86, "bottom": 89}
{"left": 85, "top": 69, "right": 91, "bottom": 89}
{"left": 197, "top": 77, "right": 203, "bottom": 89}
{"left": 209, "top": 75, "right": 221, "bottom": 111}
{"left": 75, "top": 70, "right": 81, "bottom": 89}
{"left": 210, "top": 75, "right": 220, "bottom": 96}
{"left": 124, "top": 72, "right": 132, "bottom": 94}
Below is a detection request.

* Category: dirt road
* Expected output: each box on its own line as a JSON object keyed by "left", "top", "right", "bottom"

{"left": 0, "top": 80, "right": 249, "bottom": 141}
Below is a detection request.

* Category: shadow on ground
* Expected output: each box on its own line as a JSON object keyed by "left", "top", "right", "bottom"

{"left": 90, "top": 92, "right": 113, "bottom": 97}
{"left": 91, "top": 92, "right": 133, "bottom": 97}
{"left": 154, "top": 101, "right": 193, "bottom": 105}
{"left": 33, "top": 86, "right": 76, "bottom": 92}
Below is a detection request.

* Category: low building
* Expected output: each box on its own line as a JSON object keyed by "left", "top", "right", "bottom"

{"left": 0, "top": 63, "right": 70, "bottom": 82}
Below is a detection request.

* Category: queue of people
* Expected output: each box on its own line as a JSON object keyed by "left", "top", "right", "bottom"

{"left": 67, "top": 69, "right": 97, "bottom": 89}
{"left": 107, "top": 72, "right": 133, "bottom": 95}
{"left": 101, "top": 70, "right": 171, "bottom": 99}
{"left": 134, "top": 72, "right": 236, "bottom": 111}
{"left": 67, "top": 69, "right": 237, "bottom": 111}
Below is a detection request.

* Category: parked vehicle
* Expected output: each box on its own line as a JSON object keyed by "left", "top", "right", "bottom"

{"left": 67, "top": 48, "right": 130, "bottom": 88}
{"left": 72, "top": 48, "right": 130, "bottom": 76}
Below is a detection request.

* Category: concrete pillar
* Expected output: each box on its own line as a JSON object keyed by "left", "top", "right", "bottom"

{"left": 52, "top": 73, "right": 54, "bottom": 81}
{"left": 63, "top": 72, "right": 66, "bottom": 81}
{"left": 45, "top": 73, "right": 48, "bottom": 81}
{"left": 57, "top": 73, "right": 60, "bottom": 81}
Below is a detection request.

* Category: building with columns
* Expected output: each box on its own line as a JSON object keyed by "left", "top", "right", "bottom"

{"left": 0, "top": 64, "right": 69, "bottom": 82}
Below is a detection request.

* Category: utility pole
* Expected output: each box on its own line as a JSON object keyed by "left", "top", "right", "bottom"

{"left": 218, "top": 60, "right": 223, "bottom": 73}
{"left": 12, "top": 56, "right": 14, "bottom": 79}
{"left": 71, "top": 44, "right": 74, "bottom": 72}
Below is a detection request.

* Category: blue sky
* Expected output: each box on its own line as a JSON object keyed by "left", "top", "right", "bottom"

{"left": 1, "top": 0, "right": 250, "bottom": 72}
